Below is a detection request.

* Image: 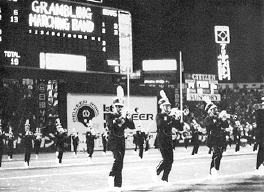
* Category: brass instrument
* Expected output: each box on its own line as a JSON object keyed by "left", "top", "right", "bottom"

{"left": 6, "top": 130, "right": 14, "bottom": 139}
{"left": 218, "top": 110, "right": 237, "bottom": 120}
{"left": 25, "top": 130, "right": 33, "bottom": 136}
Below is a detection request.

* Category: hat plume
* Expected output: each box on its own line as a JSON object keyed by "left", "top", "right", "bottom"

{"left": 160, "top": 90, "right": 167, "bottom": 99}
{"left": 117, "top": 86, "right": 124, "bottom": 98}
{"left": 202, "top": 96, "right": 211, "bottom": 104}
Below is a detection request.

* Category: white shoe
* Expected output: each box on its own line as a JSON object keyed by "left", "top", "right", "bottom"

{"left": 103, "top": 152, "right": 106, "bottom": 156}
{"left": 207, "top": 174, "right": 217, "bottom": 181}
{"left": 87, "top": 157, "right": 92, "bottom": 164}
{"left": 160, "top": 180, "right": 171, "bottom": 186}
{"left": 113, "top": 187, "right": 122, "bottom": 192}
{"left": 35, "top": 155, "right": 38, "bottom": 159}
{"left": 24, "top": 162, "right": 29, "bottom": 168}
{"left": 151, "top": 169, "right": 159, "bottom": 183}
{"left": 254, "top": 169, "right": 264, "bottom": 175}
{"left": 255, "top": 165, "right": 264, "bottom": 175}
{"left": 259, "top": 164, "right": 264, "bottom": 171}
{"left": 108, "top": 176, "right": 115, "bottom": 188}
{"left": 208, "top": 167, "right": 218, "bottom": 180}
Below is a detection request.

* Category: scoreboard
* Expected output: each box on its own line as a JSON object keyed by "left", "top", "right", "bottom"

{"left": 0, "top": 0, "right": 132, "bottom": 74}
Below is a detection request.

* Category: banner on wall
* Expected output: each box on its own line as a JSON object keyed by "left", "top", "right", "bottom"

{"left": 67, "top": 93, "right": 158, "bottom": 151}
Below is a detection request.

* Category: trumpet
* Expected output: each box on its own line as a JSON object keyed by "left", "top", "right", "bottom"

{"left": 218, "top": 110, "right": 237, "bottom": 120}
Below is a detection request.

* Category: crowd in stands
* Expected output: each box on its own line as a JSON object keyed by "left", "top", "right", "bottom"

{"left": 172, "top": 87, "right": 264, "bottom": 154}
{"left": 1, "top": 78, "right": 264, "bottom": 154}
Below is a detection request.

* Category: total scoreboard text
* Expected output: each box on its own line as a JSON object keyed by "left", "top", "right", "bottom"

{"left": 0, "top": 0, "right": 132, "bottom": 74}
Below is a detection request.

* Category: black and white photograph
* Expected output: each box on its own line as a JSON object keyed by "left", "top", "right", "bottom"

{"left": 0, "top": 0, "right": 264, "bottom": 191}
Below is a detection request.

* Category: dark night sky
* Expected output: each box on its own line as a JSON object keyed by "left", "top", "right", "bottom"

{"left": 103, "top": 0, "right": 264, "bottom": 83}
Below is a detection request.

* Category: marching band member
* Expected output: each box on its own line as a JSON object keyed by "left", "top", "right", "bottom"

{"left": 136, "top": 126, "right": 146, "bottom": 159}
{"left": 106, "top": 86, "right": 135, "bottom": 190}
{"left": 233, "top": 120, "right": 242, "bottom": 153}
{"left": 254, "top": 97, "right": 264, "bottom": 175}
{"left": 169, "top": 107, "right": 184, "bottom": 151}
{"left": 6, "top": 122, "right": 14, "bottom": 161}
{"left": 22, "top": 119, "right": 34, "bottom": 168}
{"left": 134, "top": 107, "right": 146, "bottom": 159}
{"left": 101, "top": 127, "right": 109, "bottom": 155}
{"left": 252, "top": 122, "right": 258, "bottom": 152}
{"left": 55, "top": 119, "right": 68, "bottom": 165}
{"left": 204, "top": 98, "right": 230, "bottom": 180}
{"left": 0, "top": 119, "right": 5, "bottom": 168}
{"left": 34, "top": 127, "right": 42, "bottom": 159}
{"left": 171, "top": 127, "right": 178, "bottom": 150}
{"left": 85, "top": 120, "right": 97, "bottom": 163}
{"left": 71, "top": 131, "right": 79, "bottom": 158}
{"left": 182, "top": 122, "right": 191, "bottom": 151}
{"left": 190, "top": 119, "right": 202, "bottom": 156}
{"left": 144, "top": 131, "right": 150, "bottom": 153}
{"left": 152, "top": 90, "right": 178, "bottom": 184}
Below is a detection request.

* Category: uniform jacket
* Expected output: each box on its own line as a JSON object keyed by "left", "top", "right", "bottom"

{"left": 72, "top": 135, "right": 79, "bottom": 146}
{"left": 106, "top": 113, "right": 135, "bottom": 151}
{"left": 55, "top": 131, "right": 68, "bottom": 152}
{"left": 136, "top": 131, "right": 146, "bottom": 145}
{"left": 156, "top": 113, "right": 177, "bottom": 149}
{"left": 22, "top": 132, "right": 35, "bottom": 152}
{"left": 204, "top": 116, "right": 229, "bottom": 147}
{"left": 86, "top": 131, "right": 96, "bottom": 146}
{"left": 0, "top": 133, "right": 5, "bottom": 151}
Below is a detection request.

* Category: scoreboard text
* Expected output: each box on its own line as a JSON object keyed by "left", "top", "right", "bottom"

{"left": 0, "top": 0, "right": 132, "bottom": 74}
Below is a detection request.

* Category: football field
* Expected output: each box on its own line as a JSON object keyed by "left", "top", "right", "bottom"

{"left": 0, "top": 145, "right": 263, "bottom": 192}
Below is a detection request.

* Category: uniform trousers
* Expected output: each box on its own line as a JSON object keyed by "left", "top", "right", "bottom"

{"left": 145, "top": 139, "right": 149, "bottom": 152}
{"left": 192, "top": 143, "right": 199, "bottom": 155}
{"left": 0, "top": 149, "right": 3, "bottom": 167}
{"left": 184, "top": 139, "right": 189, "bottom": 149}
{"left": 34, "top": 140, "right": 41, "bottom": 155}
{"left": 234, "top": 136, "right": 241, "bottom": 152}
{"left": 138, "top": 143, "right": 144, "bottom": 158}
{"left": 24, "top": 148, "right": 31, "bottom": 165}
{"left": 58, "top": 152, "right": 63, "bottom": 163}
{"left": 256, "top": 142, "right": 264, "bottom": 169}
{"left": 109, "top": 147, "right": 125, "bottom": 187}
{"left": 73, "top": 143, "right": 78, "bottom": 155}
{"left": 156, "top": 146, "right": 174, "bottom": 182}
{"left": 210, "top": 146, "right": 223, "bottom": 172}
{"left": 253, "top": 143, "right": 258, "bottom": 152}
{"left": 7, "top": 141, "right": 13, "bottom": 158}
{"left": 102, "top": 140, "right": 107, "bottom": 153}
{"left": 87, "top": 144, "right": 94, "bottom": 158}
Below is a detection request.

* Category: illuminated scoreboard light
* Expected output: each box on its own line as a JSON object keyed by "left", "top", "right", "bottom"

{"left": 184, "top": 73, "right": 221, "bottom": 101}
{"left": 0, "top": 0, "right": 132, "bottom": 74}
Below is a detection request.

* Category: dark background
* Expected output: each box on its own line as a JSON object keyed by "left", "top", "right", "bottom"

{"left": 103, "top": 0, "right": 264, "bottom": 83}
